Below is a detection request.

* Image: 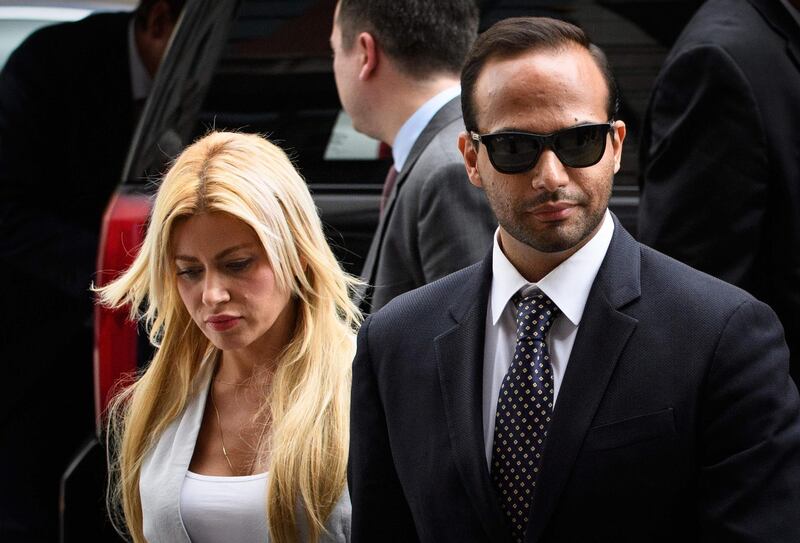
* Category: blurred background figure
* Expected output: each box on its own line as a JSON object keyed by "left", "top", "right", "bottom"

{"left": 637, "top": 0, "right": 800, "bottom": 382}
{"left": 0, "top": 1, "right": 183, "bottom": 540}
{"left": 331, "top": 0, "right": 496, "bottom": 313}
{"left": 101, "top": 131, "right": 357, "bottom": 543}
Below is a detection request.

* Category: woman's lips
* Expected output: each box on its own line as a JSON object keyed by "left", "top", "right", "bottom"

{"left": 206, "top": 315, "right": 241, "bottom": 331}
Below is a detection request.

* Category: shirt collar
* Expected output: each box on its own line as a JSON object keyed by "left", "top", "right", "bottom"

{"left": 128, "top": 18, "right": 153, "bottom": 101}
{"left": 392, "top": 85, "right": 461, "bottom": 172}
{"left": 490, "top": 209, "right": 614, "bottom": 326}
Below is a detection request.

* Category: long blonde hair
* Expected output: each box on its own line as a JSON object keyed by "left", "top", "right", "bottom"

{"left": 100, "top": 131, "right": 360, "bottom": 543}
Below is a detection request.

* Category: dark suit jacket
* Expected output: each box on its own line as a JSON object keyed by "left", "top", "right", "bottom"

{"left": 350, "top": 217, "right": 800, "bottom": 542}
{"left": 637, "top": 0, "right": 800, "bottom": 382}
{"left": 0, "top": 12, "right": 134, "bottom": 541}
{"left": 359, "top": 97, "right": 496, "bottom": 312}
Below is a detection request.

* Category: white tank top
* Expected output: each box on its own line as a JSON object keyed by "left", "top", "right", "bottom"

{"left": 180, "top": 471, "right": 269, "bottom": 542}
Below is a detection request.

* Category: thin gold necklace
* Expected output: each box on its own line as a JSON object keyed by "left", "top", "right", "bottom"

{"left": 209, "top": 388, "right": 236, "bottom": 474}
{"left": 209, "top": 386, "right": 269, "bottom": 476}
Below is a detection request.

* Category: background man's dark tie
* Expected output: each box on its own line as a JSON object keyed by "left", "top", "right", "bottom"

{"left": 379, "top": 165, "right": 399, "bottom": 217}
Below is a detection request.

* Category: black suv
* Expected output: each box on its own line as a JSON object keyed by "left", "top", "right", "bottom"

{"left": 60, "top": 0, "right": 702, "bottom": 538}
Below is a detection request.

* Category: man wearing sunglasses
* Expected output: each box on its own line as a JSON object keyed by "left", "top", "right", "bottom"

{"left": 349, "top": 16, "right": 800, "bottom": 543}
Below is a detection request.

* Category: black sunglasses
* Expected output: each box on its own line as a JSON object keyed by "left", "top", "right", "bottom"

{"left": 470, "top": 122, "right": 615, "bottom": 174}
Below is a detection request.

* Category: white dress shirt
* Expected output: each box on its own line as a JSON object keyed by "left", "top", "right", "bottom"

{"left": 391, "top": 85, "right": 461, "bottom": 172}
{"left": 482, "top": 210, "right": 614, "bottom": 467}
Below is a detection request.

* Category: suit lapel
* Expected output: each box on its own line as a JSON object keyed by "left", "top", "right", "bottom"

{"left": 435, "top": 253, "right": 509, "bottom": 542}
{"left": 383, "top": 97, "right": 463, "bottom": 215}
{"left": 789, "top": 34, "right": 800, "bottom": 73}
{"left": 359, "top": 98, "right": 464, "bottom": 292}
{"left": 525, "top": 220, "right": 642, "bottom": 542}
{"left": 748, "top": 0, "right": 800, "bottom": 72}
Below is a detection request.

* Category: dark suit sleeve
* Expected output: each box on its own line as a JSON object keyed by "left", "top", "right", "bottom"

{"left": 697, "top": 300, "right": 800, "bottom": 541}
{"left": 417, "top": 161, "right": 494, "bottom": 282}
{"left": 637, "top": 44, "right": 768, "bottom": 286}
{"left": 0, "top": 28, "right": 98, "bottom": 299}
{"left": 349, "top": 315, "right": 419, "bottom": 542}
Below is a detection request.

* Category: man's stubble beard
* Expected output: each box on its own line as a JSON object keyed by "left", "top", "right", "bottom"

{"left": 487, "top": 180, "right": 612, "bottom": 254}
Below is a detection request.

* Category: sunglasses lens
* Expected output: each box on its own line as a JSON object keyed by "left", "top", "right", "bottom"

{"left": 554, "top": 124, "right": 608, "bottom": 167}
{"left": 485, "top": 133, "right": 542, "bottom": 173}
{"left": 480, "top": 123, "right": 611, "bottom": 173}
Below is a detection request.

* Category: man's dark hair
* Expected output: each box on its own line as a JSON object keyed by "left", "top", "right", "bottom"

{"left": 337, "top": 0, "right": 479, "bottom": 78}
{"left": 135, "top": 0, "right": 186, "bottom": 26}
{"left": 461, "top": 17, "right": 619, "bottom": 133}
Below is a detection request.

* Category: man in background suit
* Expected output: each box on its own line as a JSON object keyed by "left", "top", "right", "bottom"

{"left": 330, "top": 0, "right": 496, "bottom": 313}
{"left": 0, "top": 1, "right": 182, "bottom": 540}
{"left": 638, "top": 0, "right": 800, "bottom": 383}
{"left": 349, "top": 17, "right": 800, "bottom": 542}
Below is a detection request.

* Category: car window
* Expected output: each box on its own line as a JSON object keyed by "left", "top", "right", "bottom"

{"left": 193, "top": 0, "right": 390, "bottom": 188}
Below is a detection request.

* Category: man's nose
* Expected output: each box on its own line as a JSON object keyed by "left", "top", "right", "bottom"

{"left": 202, "top": 273, "right": 231, "bottom": 306}
{"left": 531, "top": 148, "right": 569, "bottom": 192}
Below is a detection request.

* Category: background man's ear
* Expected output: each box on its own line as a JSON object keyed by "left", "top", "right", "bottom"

{"left": 143, "top": 0, "right": 172, "bottom": 40}
{"left": 135, "top": 0, "right": 177, "bottom": 76}
{"left": 357, "top": 32, "right": 378, "bottom": 81}
{"left": 458, "top": 131, "right": 484, "bottom": 189}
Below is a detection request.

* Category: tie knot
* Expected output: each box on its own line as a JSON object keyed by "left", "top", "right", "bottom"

{"left": 513, "top": 292, "right": 560, "bottom": 341}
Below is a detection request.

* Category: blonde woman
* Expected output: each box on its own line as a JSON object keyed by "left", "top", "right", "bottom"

{"left": 100, "top": 131, "right": 359, "bottom": 543}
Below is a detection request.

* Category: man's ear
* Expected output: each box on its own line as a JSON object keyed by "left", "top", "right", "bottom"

{"left": 135, "top": 0, "right": 176, "bottom": 76}
{"left": 458, "top": 131, "right": 483, "bottom": 188}
{"left": 142, "top": 0, "right": 172, "bottom": 40}
{"left": 357, "top": 32, "right": 378, "bottom": 81}
{"left": 611, "top": 120, "right": 627, "bottom": 174}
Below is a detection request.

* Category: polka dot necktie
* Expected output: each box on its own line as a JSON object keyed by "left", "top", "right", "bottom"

{"left": 491, "top": 291, "right": 560, "bottom": 542}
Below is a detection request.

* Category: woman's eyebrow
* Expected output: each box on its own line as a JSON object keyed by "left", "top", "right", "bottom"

{"left": 173, "top": 243, "right": 256, "bottom": 262}
{"left": 174, "top": 254, "right": 198, "bottom": 262}
{"left": 214, "top": 243, "right": 256, "bottom": 259}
